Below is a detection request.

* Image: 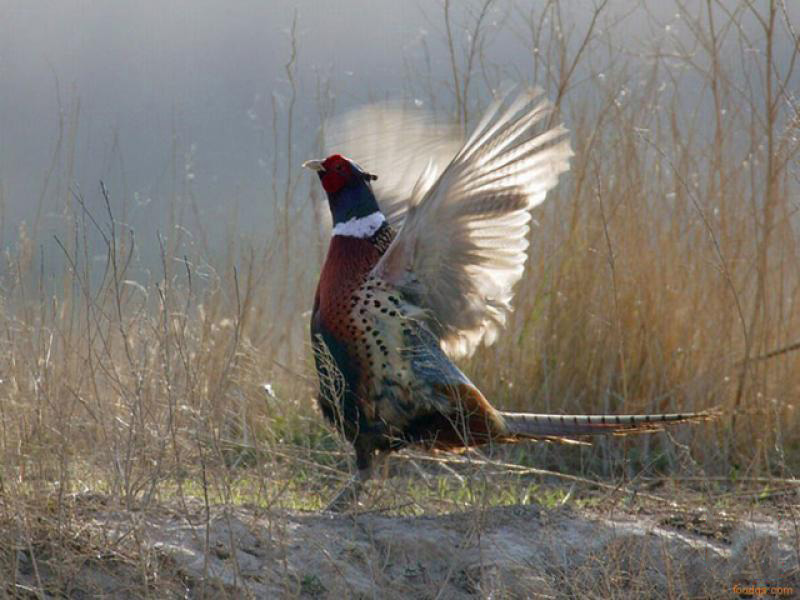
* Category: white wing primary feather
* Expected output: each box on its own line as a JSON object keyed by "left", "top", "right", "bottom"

{"left": 324, "top": 102, "right": 462, "bottom": 227}
{"left": 373, "top": 88, "right": 573, "bottom": 358}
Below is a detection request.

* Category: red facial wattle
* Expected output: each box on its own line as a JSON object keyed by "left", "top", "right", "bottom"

{"left": 320, "top": 154, "right": 353, "bottom": 195}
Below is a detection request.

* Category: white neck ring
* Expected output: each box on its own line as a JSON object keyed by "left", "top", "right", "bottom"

{"left": 332, "top": 211, "right": 386, "bottom": 238}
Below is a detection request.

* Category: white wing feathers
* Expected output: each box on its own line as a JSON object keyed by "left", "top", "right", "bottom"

{"left": 324, "top": 102, "right": 462, "bottom": 227}
{"left": 373, "top": 88, "right": 573, "bottom": 358}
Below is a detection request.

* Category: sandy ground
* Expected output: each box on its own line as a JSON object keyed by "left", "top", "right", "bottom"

{"left": 11, "top": 494, "right": 799, "bottom": 599}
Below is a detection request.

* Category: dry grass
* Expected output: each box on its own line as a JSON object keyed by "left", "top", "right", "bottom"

{"left": 0, "top": 0, "right": 799, "bottom": 596}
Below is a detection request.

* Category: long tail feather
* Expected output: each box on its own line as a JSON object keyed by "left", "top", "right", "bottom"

{"left": 500, "top": 410, "right": 716, "bottom": 439}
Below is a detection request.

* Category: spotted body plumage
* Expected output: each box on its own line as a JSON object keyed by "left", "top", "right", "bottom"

{"left": 312, "top": 216, "right": 514, "bottom": 456}
{"left": 304, "top": 90, "right": 714, "bottom": 511}
{"left": 311, "top": 221, "right": 399, "bottom": 448}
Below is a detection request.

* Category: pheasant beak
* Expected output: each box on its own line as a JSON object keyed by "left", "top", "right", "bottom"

{"left": 302, "top": 159, "right": 325, "bottom": 174}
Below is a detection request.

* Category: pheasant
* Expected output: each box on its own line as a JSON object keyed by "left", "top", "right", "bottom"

{"left": 304, "top": 89, "right": 712, "bottom": 511}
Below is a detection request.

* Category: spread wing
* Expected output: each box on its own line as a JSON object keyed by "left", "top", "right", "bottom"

{"left": 372, "top": 88, "right": 573, "bottom": 358}
{"left": 324, "top": 102, "right": 462, "bottom": 228}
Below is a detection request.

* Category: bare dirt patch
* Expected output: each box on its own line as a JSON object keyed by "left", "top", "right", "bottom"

{"left": 7, "top": 495, "right": 799, "bottom": 598}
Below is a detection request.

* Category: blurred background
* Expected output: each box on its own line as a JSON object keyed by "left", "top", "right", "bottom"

{"left": 3, "top": 1, "right": 796, "bottom": 252}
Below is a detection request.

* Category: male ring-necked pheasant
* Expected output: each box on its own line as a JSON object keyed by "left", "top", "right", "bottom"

{"left": 304, "top": 88, "right": 711, "bottom": 511}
